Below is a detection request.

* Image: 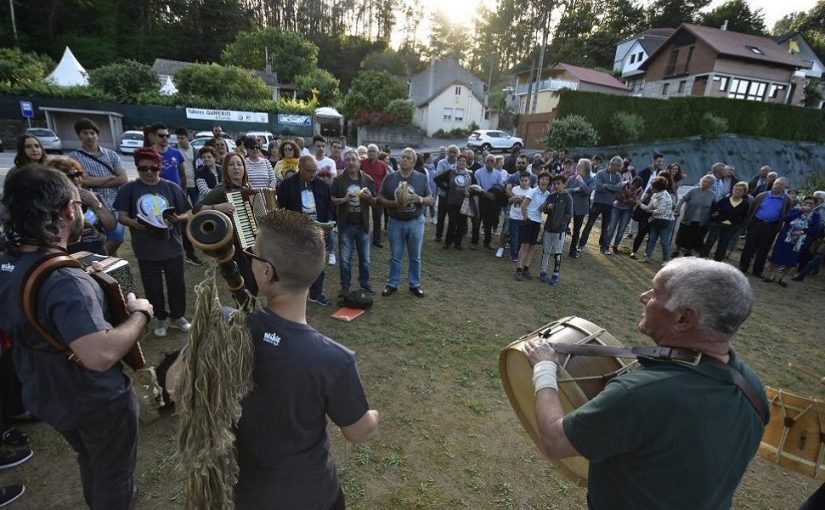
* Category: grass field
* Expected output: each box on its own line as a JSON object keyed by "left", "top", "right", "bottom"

{"left": 7, "top": 219, "right": 825, "bottom": 509}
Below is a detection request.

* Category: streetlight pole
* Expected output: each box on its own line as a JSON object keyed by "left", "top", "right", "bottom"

{"left": 8, "top": 0, "right": 18, "bottom": 47}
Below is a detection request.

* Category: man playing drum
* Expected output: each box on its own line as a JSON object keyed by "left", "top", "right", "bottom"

{"left": 525, "top": 257, "right": 768, "bottom": 509}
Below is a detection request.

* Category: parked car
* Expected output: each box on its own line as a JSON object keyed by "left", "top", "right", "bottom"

{"left": 244, "top": 131, "right": 276, "bottom": 147}
{"left": 26, "top": 128, "right": 62, "bottom": 153}
{"left": 466, "top": 130, "right": 523, "bottom": 152}
{"left": 119, "top": 130, "right": 144, "bottom": 154}
{"left": 190, "top": 137, "right": 236, "bottom": 153}
{"left": 194, "top": 131, "right": 234, "bottom": 141}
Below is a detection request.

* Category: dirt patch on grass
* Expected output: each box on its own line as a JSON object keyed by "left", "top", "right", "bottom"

{"left": 7, "top": 222, "right": 824, "bottom": 509}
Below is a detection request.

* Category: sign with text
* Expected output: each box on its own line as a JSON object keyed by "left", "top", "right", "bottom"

{"left": 20, "top": 101, "right": 34, "bottom": 118}
{"left": 185, "top": 108, "right": 269, "bottom": 124}
{"left": 277, "top": 114, "right": 312, "bottom": 127}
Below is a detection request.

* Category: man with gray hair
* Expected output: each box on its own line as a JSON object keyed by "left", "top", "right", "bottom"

{"left": 708, "top": 162, "right": 727, "bottom": 201}
{"left": 524, "top": 258, "right": 767, "bottom": 510}
{"left": 434, "top": 145, "right": 459, "bottom": 242}
{"left": 739, "top": 176, "right": 793, "bottom": 278}
{"left": 378, "top": 148, "right": 433, "bottom": 298}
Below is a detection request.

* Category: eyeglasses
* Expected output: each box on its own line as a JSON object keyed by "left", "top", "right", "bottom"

{"left": 283, "top": 146, "right": 294, "bottom": 151}
{"left": 67, "top": 172, "right": 83, "bottom": 179}
{"left": 156, "top": 133, "right": 170, "bottom": 138}
{"left": 241, "top": 246, "right": 279, "bottom": 281}
{"left": 137, "top": 165, "right": 160, "bottom": 173}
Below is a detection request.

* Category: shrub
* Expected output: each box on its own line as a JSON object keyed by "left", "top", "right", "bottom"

{"left": 449, "top": 127, "right": 471, "bottom": 137}
{"left": 610, "top": 111, "right": 645, "bottom": 144}
{"left": 545, "top": 115, "right": 599, "bottom": 147}
{"left": 0, "top": 48, "right": 55, "bottom": 85}
{"left": 174, "top": 63, "right": 271, "bottom": 102}
{"left": 700, "top": 112, "right": 728, "bottom": 142}
{"left": 341, "top": 70, "right": 407, "bottom": 118}
{"left": 88, "top": 60, "right": 158, "bottom": 101}
{"left": 433, "top": 128, "right": 448, "bottom": 138}
{"left": 384, "top": 99, "right": 414, "bottom": 125}
{"left": 294, "top": 68, "right": 340, "bottom": 105}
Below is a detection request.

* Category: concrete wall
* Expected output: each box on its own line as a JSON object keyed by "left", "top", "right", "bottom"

{"left": 570, "top": 134, "right": 825, "bottom": 188}
{"left": 357, "top": 126, "right": 424, "bottom": 148}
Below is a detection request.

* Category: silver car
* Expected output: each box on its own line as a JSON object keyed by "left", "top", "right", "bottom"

{"left": 26, "top": 128, "right": 63, "bottom": 154}
{"left": 466, "top": 130, "right": 523, "bottom": 153}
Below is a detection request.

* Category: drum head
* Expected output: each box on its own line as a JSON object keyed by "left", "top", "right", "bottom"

{"left": 759, "top": 386, "right": 825, "bottom": 481}
{"left": 499, "top": 316, "right": 634, "bottom": 482}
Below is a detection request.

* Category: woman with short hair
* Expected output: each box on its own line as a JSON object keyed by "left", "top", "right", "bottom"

{"left": 194, "top": 146, "right": 222, "bottom": 200}
{"left": 702, "top": 182, "right": 750, "bottom": 261}
{"left": 674, "top": 174, "right": 717, "bottom": 257}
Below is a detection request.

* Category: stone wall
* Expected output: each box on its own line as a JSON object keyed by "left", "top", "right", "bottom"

{"left": 357, "top": 126, "right": 424, "bottom": 148}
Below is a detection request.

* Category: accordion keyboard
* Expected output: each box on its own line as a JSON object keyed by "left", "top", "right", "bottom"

{"left": 227, "top": 191, "right": 258, "bottom": 249}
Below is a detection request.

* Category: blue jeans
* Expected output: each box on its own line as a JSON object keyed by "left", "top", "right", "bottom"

{"left": 646, "top": 219, "right": 674, "bottom": 261}
{"left": 338, "top": 223, "right": 371, "bottom": 289}
{"left": 509, "top": 218, "right": 524, "bottom": 260}
{"left": 606, "top": 207, "right": 632, "bottom": 248}
{"left": 324, "top": 229, "right": 336, "bottom": 256}
{"left": 387, "top": 215, "right": 425, "bottom": 289}
{"left": 796, "top": 253, "right": 823, "bottom": 280}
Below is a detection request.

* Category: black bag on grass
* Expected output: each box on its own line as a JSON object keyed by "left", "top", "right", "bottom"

{"left": 340, "top": 290, "right": 373, "bottom": 309}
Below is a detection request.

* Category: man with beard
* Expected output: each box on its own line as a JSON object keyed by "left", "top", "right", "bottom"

{"left": 0, "top": 165, "right": 154, "bottom": 509}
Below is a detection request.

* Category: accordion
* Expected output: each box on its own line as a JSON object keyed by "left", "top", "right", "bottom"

{"left": 226, "top": 188, "right": 277, "bottom": 249}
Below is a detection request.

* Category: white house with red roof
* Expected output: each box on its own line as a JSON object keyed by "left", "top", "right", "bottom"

{"left": 512, "top": 63, "right": 629, "bottom": 114}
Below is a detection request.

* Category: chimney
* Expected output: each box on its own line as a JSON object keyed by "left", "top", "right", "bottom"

{"left": 720, "top": 20, "right": 728, "bottom": 31}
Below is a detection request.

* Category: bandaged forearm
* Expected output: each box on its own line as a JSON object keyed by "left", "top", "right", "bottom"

{"left": 533, "top": 360, "right": 558, "bottom": 393}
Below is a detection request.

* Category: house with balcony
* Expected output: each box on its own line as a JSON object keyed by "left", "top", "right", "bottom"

{"left": 408, "top": 57, "right": 497, "bottom": 136}
{"left": 638, "top": 24, "right": 808, "bottom": 105}
{"left": 511, "top": 63, "right": 628, "bottom": 148}
{"left": 774, "top": 32, "right": 824, "bottom": 108}
{"left": 613, "top": 28, "right": 675, "bottom": 95}
{"left": 513, "top": 63, "right": 629, "bottom": 114}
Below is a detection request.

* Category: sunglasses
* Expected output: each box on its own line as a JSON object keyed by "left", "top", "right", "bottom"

{"left": 138, "top": 165, "right": 160, "bottom": 173}
{"left": 156, "top": 133, "right": 170, "bottom": 138}
{"left": 241, "top": 246, "right": 279, "bottom": 281}
{"left": 67, "top": 171, "right": 83, "bottom": 179}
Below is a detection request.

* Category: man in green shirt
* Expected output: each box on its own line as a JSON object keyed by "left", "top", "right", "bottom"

{"left": 525, "top": 258, "right": 767, "bottom": 510}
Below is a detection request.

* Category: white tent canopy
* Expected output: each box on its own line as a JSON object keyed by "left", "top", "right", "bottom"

{"left": 45, "top": 47, "right": 89, "bottom": 87}
{"left": 314, "top": 107, "right": 343, "bottom": 119}
{"left": 159, "top": 75, "right": 178, "bottom": 96}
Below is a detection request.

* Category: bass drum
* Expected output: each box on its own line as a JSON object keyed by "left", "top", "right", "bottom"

{"left": 499, "top": 316, "right": 637, "bottom": 481}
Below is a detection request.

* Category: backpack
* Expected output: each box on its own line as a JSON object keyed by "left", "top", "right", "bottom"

{"left": 339, "top": 289, "right": 373, "bottom": 310}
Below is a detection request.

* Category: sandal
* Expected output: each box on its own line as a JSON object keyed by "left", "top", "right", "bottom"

{"left": 1, "top": 427, "right": 29, "bottom": 447}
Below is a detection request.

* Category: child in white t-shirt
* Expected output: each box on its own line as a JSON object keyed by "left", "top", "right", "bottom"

{"left": 515, "top": 171, "right": 551, "bottom": 280}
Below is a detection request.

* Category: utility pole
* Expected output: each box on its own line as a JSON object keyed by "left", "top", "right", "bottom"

{"left": 8, "top": 0, "right": 18, "bottom": 47}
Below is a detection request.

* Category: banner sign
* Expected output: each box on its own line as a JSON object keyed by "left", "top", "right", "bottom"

{"left": 277, "top": 114, "right": 312, "bottom": 127}
{"left": 185, "top": 108, "right": 269, "bottom": 124}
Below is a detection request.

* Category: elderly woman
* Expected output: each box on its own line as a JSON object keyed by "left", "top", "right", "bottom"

{"left": 764, "top": 196, "right": 821, "bottom": 287}
{"left": 638, "top": 176, "right": 675, "bottom": 263}
{"left": 13, "top": 134, "right": 47, "bottom": 169}
{"left": 194, "top": 153, "right": 258, "bottom": 296}
{"left": 273, "top": 140, "right": 300, "bottom": 181}
{"left": 702, "top": 181, "right": 750, "bottom": 261}
{"left": 673, "top": 174, "right": 717, "bottom": 257}
{"left": 564, "top": 158, "right": 595, "bottom": 259}
{"left": 47, "top": 157, "right": 116, "bottom": 255}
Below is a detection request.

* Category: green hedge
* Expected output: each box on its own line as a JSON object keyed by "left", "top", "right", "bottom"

{"left": 554, "top": 90, "right": 825, "bottom": 145}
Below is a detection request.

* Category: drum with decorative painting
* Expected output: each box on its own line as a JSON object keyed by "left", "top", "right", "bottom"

{"left": 498, "top": 316, "right": 638, "bottom": 481}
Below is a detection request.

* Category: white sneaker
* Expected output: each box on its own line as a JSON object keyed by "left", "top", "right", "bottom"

{"left": 153, "top": 319, "right": 168, "bottom": 338}
{"left": 328, "top": 253, "right": 337, "bottom": 265}
{"left": 431, "top": 217, "right": 437, "bottom": 225}
{"left": 495, "top": 247, "right": 504, "bottom": 258}
{"left": 169, "top": 317, "right": 191, "bottom": 332}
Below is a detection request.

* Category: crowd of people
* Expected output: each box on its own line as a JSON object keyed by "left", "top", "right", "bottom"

{"left": 0, "top": 119, "right": 823, "bottom": 509}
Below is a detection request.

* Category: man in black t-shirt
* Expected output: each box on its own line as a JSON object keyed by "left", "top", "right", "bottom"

{"left": 233, "top": 210, "right": 379, "bottom": 510}
{"left": 331, "top": 149, "right": 377, "bottom": 296}
{"left": 0, "top": 165, "right": 154, "bottom": 509}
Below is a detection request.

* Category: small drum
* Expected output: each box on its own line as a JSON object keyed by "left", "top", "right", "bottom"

{"left": 499, "top": 316, "right": 637, "bottom": 481}
{"left": 758, "top": 387, "right": 825, "bottom": 480}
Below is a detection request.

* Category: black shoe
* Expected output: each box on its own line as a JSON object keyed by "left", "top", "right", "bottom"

{"left": 360, "top": 285, "right": 376, "bottom": 294}
{"left": 753, "top": 272, "right": 764, "bottom": 279}
{"left": 185, "top": 254, "right": 203, "bottom": 266}
{"left": 568, "top": 252, "right": 578, "bottom": 259}
{"left": 791, "top": 275, "right": 804, "bottom": 282}
{"left": 455, "top": 245, "right": 463, "bottom": 250}
{"left": 338, "top": 287, "right": 350, "bottom": 298}
{"left": 308, "top": 294, "right": 331, "bottom": 307}
{"left": 0, "top": 484, "right": 25, "bottom": 507}
{"left": 443, "top": 244, "right": 450, "bottom": 249}
{"left": 409, "top": 287, "right": 424, "bottom": 298}
{"left": 1, "top": 428, "right": 28, "bottom": 447}
{"left": 470, "top": 243, "right": 479, "bottom": 250}
{"left": 0, "top": 449, "right": 33, "bottom": 470}
{"left": 372, "top": 242, "right": 383, "bottom": 248}
{"left": 434, "top": 238, "right": 442, "bottom": 243}
{"left": 381, "top": 286, "right": 397, "bottom": 297}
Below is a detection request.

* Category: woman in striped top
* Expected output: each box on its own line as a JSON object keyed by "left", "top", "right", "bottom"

{"left": 243, "top": 136, "right": 276, "bottom": 191}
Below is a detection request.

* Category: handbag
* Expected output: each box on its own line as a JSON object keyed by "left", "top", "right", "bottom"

{"left": 460, "top": 196, "right": 477, "bottom": 218}
{"left": 632, "top": 204, "right": 651, "bottom": 222}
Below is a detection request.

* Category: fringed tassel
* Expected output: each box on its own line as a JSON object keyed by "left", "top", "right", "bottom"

{"left": 176, "top": 267, "right": 255, "bottom": 510}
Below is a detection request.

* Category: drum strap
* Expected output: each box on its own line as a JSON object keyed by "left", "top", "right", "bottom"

{"left": 550, "top": 343, "right": 701, "bottom": 363}
{"left": 702, "top": 357, "right": 770, "bottom": 426}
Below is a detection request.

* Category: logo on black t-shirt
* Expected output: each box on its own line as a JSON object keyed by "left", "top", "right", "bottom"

{"left": 263, "top": 331, "right": 281, "bottom": 347}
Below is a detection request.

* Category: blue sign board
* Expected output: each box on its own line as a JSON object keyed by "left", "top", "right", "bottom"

{"left": 277, "top": 114, "right": 311, "bottom": 127}
{"left": 20, "top": 101, "right": 34, "bottom": 118}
